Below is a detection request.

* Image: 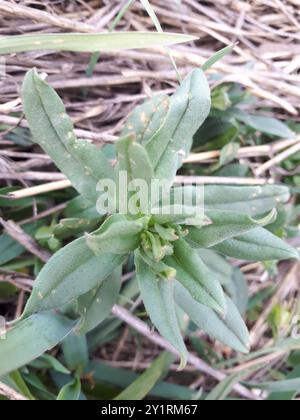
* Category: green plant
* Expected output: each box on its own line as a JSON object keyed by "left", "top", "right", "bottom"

{"left": 0, "top": 64, "right": 298, "bottom": 377}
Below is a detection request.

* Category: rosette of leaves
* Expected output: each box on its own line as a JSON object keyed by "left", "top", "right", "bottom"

{"left": 0, "top": 68, "right": 298, "bottom": 376}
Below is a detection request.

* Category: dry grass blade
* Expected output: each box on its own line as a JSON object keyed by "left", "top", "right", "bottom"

{"left": 0, "top": 381, "right": 28, "bottom": 401}
{"left": 0, "top": 217, "right": 51, "bottom": 263}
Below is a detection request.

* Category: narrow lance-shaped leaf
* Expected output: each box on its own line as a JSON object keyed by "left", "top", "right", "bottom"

{"left": 173, "top": 184, "right": 289, "bottom": 216}
{"left": 8, "top": 371, "right": 36, "bottom": 400}
{"left": 172, "top": 184, "right": 290, "bottom": 216}
{"left": 135, "top": 251, "right": 188, "bottom": 369}
{"left": 0, "top": 32, "right": 197, "bottom": 55}
{"left": 205, "top": 371, "right": 247, "bottom": 401}
{"left": 174, "top": 283, "right": 250, "bottom": 354}
{"left": 187, "top": 209, "right": 277, "bottom": 248}
{"left": 246, "top": 378, "right": 300, "bottom": 394}
{"left": 204, "top": 185, "right": 290, "bottom": 216}
{"left": 22, "top": 70, "right": 113, "bottom": 204}
{"left": 23, "top": 236, "right": 125, "bottom": 317}
{"left": 202, "top": 44, "right": 236, "bottom": 71}
{"left": 145, "top": 69, "right": 211, "bottom": 185}
{"left": 114, "top": 352, "right": 173, "bottom": 401}
{"left": 165, "top": 239, "right": 226, "bottom": 314}
{"left": 76, "top": 268, "right": 122, "bottom": 335}
{"left": 235, "top": 111, "right": 294, "bottom": 139}
{"left": 213, "top": 227, "right": 299, "bottom": 261}
{"left": 0, "top": 312, "right": 77, "bottom": 377}
{"left": 268, "top": 366, "right": 300, "bottom": 401}
{"left": 87, "top": 360, "right": 194, "bottom": 400}
{"left": 29, "top": 354, "right": 70, "bottom": 374}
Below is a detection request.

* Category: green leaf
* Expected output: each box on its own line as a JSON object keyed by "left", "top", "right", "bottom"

{"left": 198, "top": 250, "right": 249, "bottom": 314}
{"left": 115, "top": 136, "right": 154, "bottom": 213}
{"left": 166, "top": 239, "right": 226, "bottom": 313}
{"left": 0, "top": 233, "right": 25, "bottom": 265}
{"left": 116, "top": 136, "right": 154, "bottom": 185}
{"left": 197, "top": 249, "right": 233, "bottom": 286}
{"left": 247, "top": 378, "right": 300, "bottom": 393}
{"left": 114, "top": 352, "right": 173, "bottom": 400}
{"left": 77, "top": 268, "right": 122, "bottom": 334}
{"left": 57, "top": 375, "right": 81, "bottom": 401}
{"left": 86, "top": 215, "right": 145, "bottom": 255}
{"left": 0, "top": 223, "right": 39, "bottom": 265}
{"left": 22, "top": 69, "right": 113, "bottom": 204}
{"left": 122, "top": 95, "right": 169, "bottom": 144}
{"left": 9, "top": 371, "right": 35, "bottom": 400}
{"left": 22, "top": 371, "right": 56, "bottom": 400}
{"left": 187, "top": 209, "right": 277, "bottom": 248}
{"left": 268, "top": 365, "right": 300, "bottom": 400}
{"left": 175, "top": 283, "right": 250, "bottom": 354}
{"left": 145, "top": 69, "right": 211, "bottom": 185}
{"left": 205, "top": 371, "right": 247, "bottom": 400}
{"left": 205, "top": 185, "right": 290, "bottom": 216}
{"left": 139, "top": 249, "right": 177, "bottom": 280}
{"left": 151, "top": 205, "right": 208, "bottom": 226}
{"left": 23, "top": 236, "right": 125, "bottom": 316}
{"left": 30, "top": 354, "right": 70, "bottom": 374}
{"left": 135, "top": 251, "right": 188, "bottom": 369}
{"left": 235, "top": 112, "right": 294, "bottom": 139}
{"left": 62, "top": 333, "right": 89, "bottom": 371}
{"left": 219, "top": 141, "right": 240, "bottom": 167}
{"left": 171, "top": 184, "right": 290, "bottom": 217}
{"left": 0, "top": 312, "right": 77, "bottom": 377}
{"left": 53, "top": 218, "right": 100, "bottom": 240}
{"left": 140, "top": 0, "right": 163, "bottom": 32}
{"left": 213, "top": 227, "right": 299, "bottom": 261}
{"left": 87, "top": 360, "right": 194, "bottom": 400}
{"left": 64, "top": 196, "right": 100, "bottom": 220}
{"left": 0, "top": 32, "right": 197, "bottom": 54}
{"left": 202, "top": 44, "right": 236, "bottom": 71}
